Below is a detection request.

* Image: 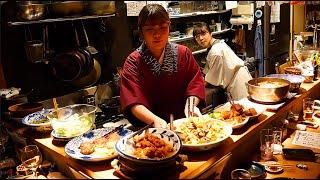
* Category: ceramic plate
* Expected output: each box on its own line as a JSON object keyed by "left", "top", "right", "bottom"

{"left": 65, "top": 127, "right": 132, "bottom": 162}
{"left": 115, "top": 128, "right": 181, "bottom": 163}
{"left": 22, "top": 109, "right": 52, "bottom": 127}
{"left": 172, "top": 117, "right": 232, "bottom": 151}
{"left": 215, "top": 101, "right": 265, "bottom": 119}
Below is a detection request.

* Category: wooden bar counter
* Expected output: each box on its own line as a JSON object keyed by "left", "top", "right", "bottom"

{"left": 5, "top": 79, "right": 320, "bottom": 179}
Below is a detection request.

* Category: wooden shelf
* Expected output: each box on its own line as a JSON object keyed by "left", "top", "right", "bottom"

{"left": 169, "top": 28, "right": 232, "bottom": 43}
{"left": 8, "top": 14, "right": 115, "bottom": 26}
{"left": 170, "top": 9, "right": 230, "bottom": 19}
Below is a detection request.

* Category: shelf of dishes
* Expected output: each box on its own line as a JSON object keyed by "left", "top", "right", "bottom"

{"left": 170, "top": 9, "right": 230, "bottom": 19}
{"left": 169, "top": 28, "right": 232, "bottom": 43}
{"left": 8, "top": 14, "right": 115, "bottom": 26}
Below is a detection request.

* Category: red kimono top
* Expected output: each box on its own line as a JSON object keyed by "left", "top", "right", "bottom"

{"left": 120, "top": 42, "right": 205, "bottom": 126}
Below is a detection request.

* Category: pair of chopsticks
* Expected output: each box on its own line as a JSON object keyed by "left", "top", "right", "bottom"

{"left": 226, "top": 92, "right": 235, "bottom": 106}
{"left": 187, "top": 97, "right": 195, "bottom": 117}
{"left": 127, "top": 123, "right": 154, "bottom": 140}
{"left": 103, "top": 124, "right": 125, "bottom": 138}
{"left": 257, "top": 162, "right": 294, "bottom": 168}
{"left": 52, "top": 98, "right": 61, "bottom": 120}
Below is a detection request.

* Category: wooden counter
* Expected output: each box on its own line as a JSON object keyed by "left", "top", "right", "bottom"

{"left": 5, "top": 79, "right": 320, "bottom": 179}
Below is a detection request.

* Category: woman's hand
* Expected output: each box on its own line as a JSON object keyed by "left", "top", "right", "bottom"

{"left": 184, "top": 96, "right": 203, "bottom": 118}
{"left": 153, "top": 118, "right": 168, "bottom": 128}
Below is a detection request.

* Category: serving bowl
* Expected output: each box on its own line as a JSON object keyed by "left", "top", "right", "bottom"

{"left": 22, "top": 109, "right": 53, "bottom": 133}
{"left": 246, "top": 77, "right": 290, "bottom": 103}
{"left": 8, "top": 102, "right": 44, "bottom": 119}
{"left": 115, "top": 128, "right": 181, "bottom": 164}
{"left": 267, "top": 74, "right": 305, "bottom": 92}
{"left": 172, "top": 117, "right": 232, "bottom": 151}
{"left": 47, "top": 104, "right": 96, "bottom": 138}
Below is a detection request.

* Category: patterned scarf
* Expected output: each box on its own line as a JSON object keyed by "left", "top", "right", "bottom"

{"left": 137, "top": 42, "right": 178, "bottom": 76}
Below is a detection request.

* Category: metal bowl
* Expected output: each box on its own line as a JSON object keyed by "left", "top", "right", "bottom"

{"left": 49, "top": 1, "right": 84, "bottom": 17}
{"left": 267, "top": 74, "right": 305, "bottom": 92}
{"left": 17, "top": 2, "right": 46, "bottom": 21}
{"left": 246, "top": 77, "right": 290, "bottom": 103}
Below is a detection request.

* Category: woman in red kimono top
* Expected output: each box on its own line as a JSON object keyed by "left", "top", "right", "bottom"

{"left": 120, "top": 4, "right": 205, "bottom": 128}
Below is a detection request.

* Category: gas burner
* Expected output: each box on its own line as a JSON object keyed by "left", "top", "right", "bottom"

{"left": 95, "top": 112, "right": 124, "bottom": 129}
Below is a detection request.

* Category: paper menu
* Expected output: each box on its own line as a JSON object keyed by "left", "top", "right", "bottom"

{"left": 292, "top": 131, "right": 320, "bottom": 149}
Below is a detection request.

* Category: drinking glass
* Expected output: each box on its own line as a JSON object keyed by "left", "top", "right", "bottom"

{"left": 260, "top": 129, "right": 274, "bottom": 160}
{"left": 272, "top": 128, "right": 283, "bottom": 154}
{"left": 303, "top": 98, "right": 314, "bottom": 122}
{"left": 20, "top": 145, "right": 43, "bottom": 178}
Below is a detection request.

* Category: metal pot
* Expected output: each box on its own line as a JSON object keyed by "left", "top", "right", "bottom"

{"left": 52, "top": 50, "right": 84, "bottom": 81}
{"left": 50, "top": 1, "right": 84, "bottom": 17}
{"left": 16, "top": 1, "right": 45, "bottom": 21}
{"left": 24, "top": 40, "right": 44, "bottom": 63}
{"left": 70, "top": 58, "right": 101, "bottom": 87}
{"left": 87, "top": 1, "right": 116, "bottom": 15}
{"left": 246, "top": 77, "right": 290, "bottom": 103}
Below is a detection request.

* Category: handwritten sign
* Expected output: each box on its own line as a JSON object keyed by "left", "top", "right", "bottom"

{"left": 292, "top": 131, "right": 320, "bottom": 149}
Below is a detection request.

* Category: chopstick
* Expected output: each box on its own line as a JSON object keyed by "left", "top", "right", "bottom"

{"left": 103, "top": 124, "right": 125, "bottom": 138}
{"left": 187, "top": 97, "right": 195, "bottom": 117}
{"left": 52, "top": 98, "right": 60, "bottom": 120}
{"left": 170, "top": 114, "right": 174, "bottom": 130}
{"left": 257, "top": 162, "right": 294, "bottom": 167}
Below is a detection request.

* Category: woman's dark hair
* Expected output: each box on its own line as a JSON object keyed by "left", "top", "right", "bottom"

{"left": 192, "top": 22, "right": 211, "bottom": 38}
{"left": 138, "top": 4, "right": 169, "bottom": 30}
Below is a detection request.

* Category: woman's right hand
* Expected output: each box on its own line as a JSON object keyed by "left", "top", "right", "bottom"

{"left": 153, "top": 118, "right": 167, "bottom": 128}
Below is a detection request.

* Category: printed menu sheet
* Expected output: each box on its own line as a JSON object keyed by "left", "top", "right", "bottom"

{"left": 292, "top": 131, "right": 320, "bottom": 149}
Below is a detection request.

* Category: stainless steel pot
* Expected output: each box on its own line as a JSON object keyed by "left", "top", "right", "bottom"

{"left": 50, "top": 1, "right": 84, "bottom": 17}
{"left": 87, "top": 1, "right": 116, "bottom": 15}
{"left": 246, "top": 77, "right": 290, "bottom": 103}
{"left": 16, "top": 2, "right": 45, "bottom": 21}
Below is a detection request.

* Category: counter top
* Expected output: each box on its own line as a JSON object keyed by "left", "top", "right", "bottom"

{"left": 5, "top": 79, "right": 320, "bottom": 179}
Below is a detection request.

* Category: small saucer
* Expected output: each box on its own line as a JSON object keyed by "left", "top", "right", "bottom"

{"left": 263, "top": 161, "right": 284, "bottom": 173}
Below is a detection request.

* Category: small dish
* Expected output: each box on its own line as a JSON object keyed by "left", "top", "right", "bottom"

{"left": 264, "top": 161, "right": 284, "bottom": 173}
{"left": 241, "top": 161, "right": 266, "bottom": 179}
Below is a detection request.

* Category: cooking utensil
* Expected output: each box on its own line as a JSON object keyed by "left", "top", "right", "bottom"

{"left": 86, "top": 1, "right": 116, "bottom": 15}
{"left": 16, "top": 1, "right": 45, "bottom": 21}
{"left": 169, "top": 114, "right": 174, "bottom": 130}
{"left": 49, "top": 1, "right": 84, "bottom": 17}
{"left": 70, "top": 58, "right": 101, "bottom": 88}
{"left": 267, "top": 74, "right": 305, "bottom": 92}
{"left": 81, "top": 20, "right": 98, "bottom": 55}
{"left": 24, "top": 26, "right": 44, "bottom": 63}
{"left": 246, "top": 77, "right": 290, "bottom": 103}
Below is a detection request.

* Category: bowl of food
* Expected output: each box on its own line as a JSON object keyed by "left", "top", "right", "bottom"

{"left": 172, "top": 116, "right": 232, "bottom": 151}
{"left": 47, "top": 104, "right": 96, "bottom": 139}
{"left": 115, "top": 127, "right": 181, "bottom": 165}
{"left": 267, "top": 74, "right": 305, "bottom": 92}
{"left": 246, "top": 77, "right": 290, "bottom": 103}
{"left": 22, "top": 109, "right": 53, "bottom": 133}
{"left": 284, "top": 67, "right": 302, "bottom": 75}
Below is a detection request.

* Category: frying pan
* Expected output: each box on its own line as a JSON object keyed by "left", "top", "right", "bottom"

{"left": 70, "top": 58, "right": 101, "bottom": 88}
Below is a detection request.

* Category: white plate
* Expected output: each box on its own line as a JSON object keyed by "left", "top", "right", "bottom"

{"left": 215, "top": 101, "right": 266, "bottom": 119}
{"left": 172, "top": 117, "right": 232, "bottom": 151}
{"left": 65, "top": 128, "right": 132, "bottom": 162}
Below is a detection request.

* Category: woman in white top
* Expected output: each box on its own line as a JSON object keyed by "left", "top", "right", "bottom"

{"left": 193, "top": 22, "right": 252, "bottom": 100}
